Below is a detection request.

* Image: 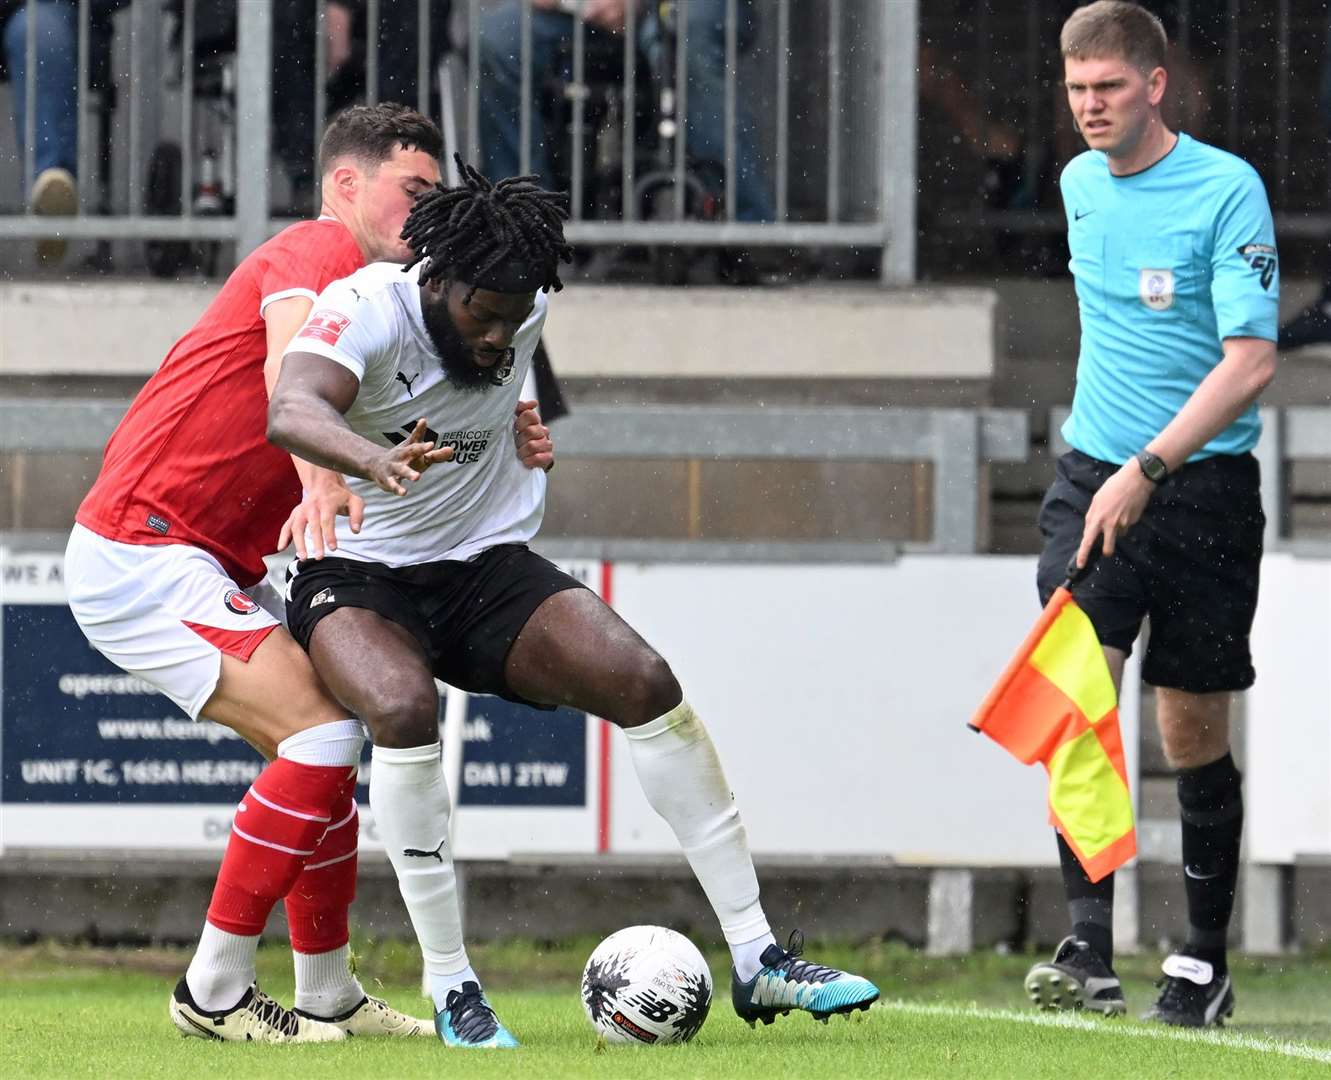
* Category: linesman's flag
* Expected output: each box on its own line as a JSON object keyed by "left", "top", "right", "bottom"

{"left": 970, "top": 581, "right": 1136, "bottom": 883}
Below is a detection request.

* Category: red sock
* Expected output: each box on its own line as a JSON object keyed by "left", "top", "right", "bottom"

{"left": 206, "top": 759, "right": 353, "bottom": 937}
{"left": 285, "top": 775, "right": 360, "bottom": 954}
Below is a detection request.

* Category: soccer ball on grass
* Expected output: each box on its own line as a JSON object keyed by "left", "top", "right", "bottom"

{"left": 580, "top": 925, "right": 712, "bottom": 1045}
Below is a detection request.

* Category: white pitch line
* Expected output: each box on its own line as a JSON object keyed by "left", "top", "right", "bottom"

{"left": 875, "top": 999, "right": 1331, "bottom": 1066}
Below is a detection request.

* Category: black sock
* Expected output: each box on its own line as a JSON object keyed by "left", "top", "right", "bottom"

{"left": 1178, "top": 752, "right": 1243, "bottom": 978}
{"left": 1057, "top": 831, "right": 1114, "bottom": 967}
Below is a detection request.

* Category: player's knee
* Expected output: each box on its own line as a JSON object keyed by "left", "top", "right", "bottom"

{"left": 614, "top": 650, "right": 682, "bottom": 727}
{"left": 360, "top": 682, "right": 439, "bottom": 749}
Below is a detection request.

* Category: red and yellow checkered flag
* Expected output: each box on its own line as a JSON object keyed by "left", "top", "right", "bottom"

{"left": 970, "top": 582, "right": 1136, "bottom": 883}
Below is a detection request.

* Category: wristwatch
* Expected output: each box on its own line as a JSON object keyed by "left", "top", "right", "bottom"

{"left": 1135, "top": 449, "right": 1169, "bottom": 484}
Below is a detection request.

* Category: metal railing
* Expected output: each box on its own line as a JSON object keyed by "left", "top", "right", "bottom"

{"left": 0, "top": 400, "right": 1025, "bottom": 554}
{"left": 918, "top": 0, "right": 1331, "bottom": 240}
{"left": 0, "top": 0, "right": 919, "bottom": 282}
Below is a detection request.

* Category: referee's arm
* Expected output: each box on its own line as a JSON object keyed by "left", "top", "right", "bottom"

{"left": 1141, "top": 336, "right": 1275, "bottom": 473}
{"left": 1146, "top": 170, "right": 1279, "bottom": 471}
{"left": 1076, "top": 172, "right": 1278, "bottom": 568}
{"left": 1075, "top": 337, "right": 1275, "bottom": 568}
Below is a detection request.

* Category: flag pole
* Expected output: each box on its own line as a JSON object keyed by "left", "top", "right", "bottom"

{"left": 1061, "top": 544, "right": 1102, "bottom": 590}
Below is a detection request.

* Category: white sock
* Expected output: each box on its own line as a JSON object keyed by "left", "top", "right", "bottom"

{"left": 185, "top": 921, "right": 259, "bottom": 1013}
{"left": 623, "top": 700, "right": 773, "bottom": 954}
{"left": 429, "top": 964, "right": 481, "bottom": 1006}
{"left": 293, "top": 944, "right": 366, "bottom": 1017}
{"left": 369, "top": 742, "right": 472, "bottom": 1013}
{"left": 732, "top": 931, "right": 779, "bottom": 982}
{"left": 277, "top": 719, "right": 367, "bottom": 766}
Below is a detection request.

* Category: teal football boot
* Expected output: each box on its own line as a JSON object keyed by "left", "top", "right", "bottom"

{"left": 732, "top": 930, "right": 879, "bottom": 1027}
{"left": 434, "top": 982, "right": 519, "bottom": 1048}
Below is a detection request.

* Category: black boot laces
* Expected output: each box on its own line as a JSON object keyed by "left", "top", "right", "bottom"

{"left": 766, "top": 930, "right": 841, "bottom": 985}
{"left": 1154, "top": 973, "right": 1207, "bottom": 1016}
{"left": 251, "top": 988, "right": 302, "bottom": 1038}
{"left": 445, "top": 982, "right": 499, "bottom": 1043}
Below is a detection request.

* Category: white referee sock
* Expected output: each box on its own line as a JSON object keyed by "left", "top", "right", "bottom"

{"left": 185, "top": 921, "right": 259, "bottom": 1013}
{"left": 369, "top": 742, "right": 474, "bottom": 1012}
{"left": 623, "top": 700, "right": 774, "bottom": 972}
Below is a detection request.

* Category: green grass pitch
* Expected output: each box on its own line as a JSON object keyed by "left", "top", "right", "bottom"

{"left": 3, "top": 940, "right": 1328, "bottom": 1079}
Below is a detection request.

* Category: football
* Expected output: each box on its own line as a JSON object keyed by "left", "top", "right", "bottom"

{"left": 580, "top": 925, "right": 713, "bottom": 1045}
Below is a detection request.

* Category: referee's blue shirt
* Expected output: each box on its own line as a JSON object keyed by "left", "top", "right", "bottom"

{"left": 1060, "top": 132, "right": 1279, "bottom": 465}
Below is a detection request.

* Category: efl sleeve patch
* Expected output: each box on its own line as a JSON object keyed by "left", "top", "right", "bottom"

{"left": 1237, "top": 243, "right": 1278, "bottom": 291}
{"left": 1210, "top": 173, "right": 1279, "bottom": 341}
{"left": 297, "top": 309, "right": 352, "bottom": 346}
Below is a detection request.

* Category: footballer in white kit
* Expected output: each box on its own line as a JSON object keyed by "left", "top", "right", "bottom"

{"left": 278, "top": 257, "right": 585, "bottom": 704}
{"left": 286, "top": 259, "right": 549, "bottom": 570}
{"left": 270, "top": 160, "right": 879, "bottom": 1050}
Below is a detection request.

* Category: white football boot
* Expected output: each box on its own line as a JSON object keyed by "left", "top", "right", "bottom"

{"left": 169, "top": 978, "right": 345, "bottom": 1042}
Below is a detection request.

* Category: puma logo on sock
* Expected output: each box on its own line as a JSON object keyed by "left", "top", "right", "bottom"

{"left": 403, "top": 838, "right": 446, "bottom": 863}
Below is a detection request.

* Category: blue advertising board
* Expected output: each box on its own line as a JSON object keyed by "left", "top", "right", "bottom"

{"left": 1, "top": 602, "right": 262, "bottom": 805}
{"left": 1, "top": 550, "right": 597, "bottom": 853}
{"left": 457, "top": 695, "right": 585, "bottom": 807}
{"left": 2, "top": 604, "right": 587, "bottom": 809}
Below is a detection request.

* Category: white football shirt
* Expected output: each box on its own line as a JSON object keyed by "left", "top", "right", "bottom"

{"left": 284, "top": 261, "right": 549, "bottom": 567}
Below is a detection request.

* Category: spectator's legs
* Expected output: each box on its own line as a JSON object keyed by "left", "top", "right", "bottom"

{"left": 642, "top": 0, "right": 772, "bottom": 222}
{"left": 478, "top": 3, "right": 570, "bottom": 187}
{"left": 4, "top": 0, "right": 79, "bottom": 184}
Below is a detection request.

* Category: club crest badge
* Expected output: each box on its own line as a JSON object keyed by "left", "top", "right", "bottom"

{"left": 490, "top": 349, "right": 517, "bottom": 387}
{"left": 1140, "top": 268, "right": 1174, "bottom": 311}
{"left": 224, "top": 589, "right": 260, "bottom": 615}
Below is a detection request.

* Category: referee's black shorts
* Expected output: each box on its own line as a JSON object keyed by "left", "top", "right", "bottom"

{"left": 285, "top": 543, "right": 588, "bottom": 708}
{"left": 1036, "top": 450, "right": 1264, "bottom": 694}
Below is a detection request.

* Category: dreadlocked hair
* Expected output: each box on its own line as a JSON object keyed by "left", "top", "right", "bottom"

{"left": 400, "top": 154, "right": 573, "bottom": 301}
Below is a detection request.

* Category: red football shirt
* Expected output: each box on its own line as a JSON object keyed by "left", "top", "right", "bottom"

{"left": 77, "top": 218, "right": 365, "bottom": 586}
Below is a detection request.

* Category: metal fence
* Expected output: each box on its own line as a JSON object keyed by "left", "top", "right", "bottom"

{"left": 5, "top": 398, "right": 1330, "bottom": 556}
{"left": 0, "top": 0, "right": 919, "bottom": 281}
{"left": 0, "top": 400, "right": 1027, "bottom": 555}
{"left": 917, "top": 0, "right": 1331, "bottom": 248}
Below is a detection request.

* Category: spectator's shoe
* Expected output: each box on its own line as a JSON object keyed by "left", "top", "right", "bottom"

{"left": 295, "top": 994, "right": 432, "bottom": 1037}
{"left": 31, "top": 167, "right": 77, "bottom": 265}
{"left": 1142, "top": 954, "right": 1234, "bottom": 1028}
{"left": 169, "top": 977, "right": 345, "bottom": 1042}
{"left": 1278, "top": 298, "right": 1331, "bottom": 350}
{"left": 1024, "top": 936, "right": 1126, "bottom": 1015}
{"left": 732, "top": 930, "right": 880, "bottom": 1026}
{"left": 434, "top": 981, "right": 519, "bottom": 1048}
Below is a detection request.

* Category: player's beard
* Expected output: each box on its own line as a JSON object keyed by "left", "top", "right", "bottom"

{"left": 421, "top": 297, "right": 496, "bottom": 394}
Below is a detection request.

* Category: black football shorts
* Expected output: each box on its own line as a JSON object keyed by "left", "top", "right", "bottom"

{"left": 286, "top": 543, "right": 588, "bottom": 707}
{"left": 1036, "top": 450, "right": 1264, "bottom": 694}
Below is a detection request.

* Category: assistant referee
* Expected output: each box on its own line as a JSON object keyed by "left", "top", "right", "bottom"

{"left": 1023, "top": 1, "right": 1277, "bottom": 1029}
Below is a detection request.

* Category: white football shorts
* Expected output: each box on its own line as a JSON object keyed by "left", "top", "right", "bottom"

{"left": 64, "top": 523, "right": 283, "bottom": 720}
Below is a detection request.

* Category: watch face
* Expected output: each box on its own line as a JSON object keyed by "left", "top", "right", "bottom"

{"left": 1139, "top": 453, "right": 1166, "bottom": 481}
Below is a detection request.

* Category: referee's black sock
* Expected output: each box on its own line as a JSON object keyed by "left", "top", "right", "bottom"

{"left": 1177, "top": 752, "right": 1243, "bottom": 978}
{"left": 1056, "top": 831, "right": 1114, "bottom": 967}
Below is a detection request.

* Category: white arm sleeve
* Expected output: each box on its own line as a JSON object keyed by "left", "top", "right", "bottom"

{"left": 284, "top": 278, "right": 392, "bottom": 382}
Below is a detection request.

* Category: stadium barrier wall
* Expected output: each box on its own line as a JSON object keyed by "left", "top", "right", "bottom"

{"left": 2, "top": 547, "right": 1329, "bottom": 951}
{"left": 0, "top": 281, "right": 997, "bottom": 382}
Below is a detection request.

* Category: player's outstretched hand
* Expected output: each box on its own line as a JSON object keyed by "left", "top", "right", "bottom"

{"left": 1076, "top": 459, "right": 1155, "bottom": 567}
{"left": 514, "top": 400, "right": 554, "bottom": 473}
{"left": 370, "top": 418, "right": 453, "bottom": 496}
{"left": 278, "top": 469, "right": 366, "bottom": 561}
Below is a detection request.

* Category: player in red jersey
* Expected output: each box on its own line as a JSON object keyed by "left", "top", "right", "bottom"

{"left": 65, "top": 103, "right": 444, "bottom": 1043}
